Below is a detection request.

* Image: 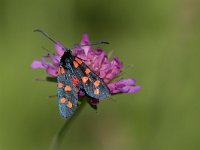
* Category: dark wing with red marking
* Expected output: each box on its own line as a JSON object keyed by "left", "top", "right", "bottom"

{"left": 72, "top": 57, "right": 111, "bottom": 100}
{"left": 57, "top": 65, "right": 80, "bottom": 118}
{"left": 83, "top": 70, "right": 111, "bottom": 99}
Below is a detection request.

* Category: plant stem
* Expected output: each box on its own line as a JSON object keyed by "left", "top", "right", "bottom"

{"left": 50, "top": 98, "right": 87, "bottom": 150}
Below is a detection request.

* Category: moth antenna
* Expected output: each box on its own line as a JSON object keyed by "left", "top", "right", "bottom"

{"left": 80, "top": 41, "right": 109, "bottom": 47}
{"left": 72, "top": 41, "right": 109, "bottom": 50}
{"left": 34, "top": 29, "right": 57, "bottom": 44}
{"left": 41, "top": 46, "right": 55, "bottom": 55}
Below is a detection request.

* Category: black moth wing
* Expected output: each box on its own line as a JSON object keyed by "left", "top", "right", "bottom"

{"left": 57, "top": 64, "right": 80, "bottom": 118}
{"left": 72, "top": 57, "right": 111, "bottom": 100}
{"left": 84, "top": 70, "right": 111, "bottom": 99}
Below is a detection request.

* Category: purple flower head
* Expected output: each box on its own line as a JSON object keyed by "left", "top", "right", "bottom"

{"left": 31, "top": 33, "right": 141, "bottom": 106}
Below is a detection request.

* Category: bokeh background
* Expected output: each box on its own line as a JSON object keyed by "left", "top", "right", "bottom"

{"left": 0, "top": 0, "right": 200, "bottom": 150}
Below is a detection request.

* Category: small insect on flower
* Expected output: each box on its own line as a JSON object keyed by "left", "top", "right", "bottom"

{"left": 31, "top": 30, "right": 141, "bottom": 118}
{"left": 33, "top": 29, "right": 111, "bottom": 118}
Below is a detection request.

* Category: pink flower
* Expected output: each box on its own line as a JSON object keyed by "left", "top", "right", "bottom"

{"left": 31, "top": 33, "right": 141, "bottom": 105}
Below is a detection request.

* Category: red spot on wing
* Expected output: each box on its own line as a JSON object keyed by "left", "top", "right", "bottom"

{"left": 67, "top": 101, "right": 73, "bottom": 108}
{"left": 75, "top": 57, "right": 83, "bottom": 64}
{"left": 94, "top": 80, "right": 100, "bottom": 87}
{"left": 82, "top": 76, "right": 89, "bottom": 83}
{"left": 64, "top": 85, "right": 72, "bottom": 91}
{"left": 61, "top": 67, "right": 65, "bottom": 74}
{"left": 60, "top": 97, "right": 66, "bottom": 104}
{"left": 57, "top": 82, "right": 63, "bottom": 88}
{"left": 73, "top": 61, "right": 79, "bottom": 68}
{"left": 94, "top": 89, "right": 100, "bottom": 95}
{"left": 85, "top": 68, "right": 91, "bottom": 75}
{"left": 71, "top": 76, "right": 79, "bottom": 86}
{"left": 58, "top": 68, "right": 61, "bottom": 75}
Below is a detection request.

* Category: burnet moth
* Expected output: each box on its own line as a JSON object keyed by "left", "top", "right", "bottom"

{"left": 34, "top": 29, "right": 111, "bottom": 118}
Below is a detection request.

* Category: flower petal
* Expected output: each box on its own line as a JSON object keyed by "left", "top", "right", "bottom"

{"left": 55, "top": 42, "right": 65, "bottom": 56}
{"left": 46, "top": 54, "right": 60, "bottom": 65}
{"left": 41, "top": 57, "right": 54, "bottom": 69}
{"left": 121, "top": 85, "right": 141, "bottom": 93}
{"left": 123, "top": 85, "right": 141, "bottom": 93}
{"left": 80, "top": 33, "right": 91, "bottom": 56}
{"left": 31, "top": 60, "right": 45, "bottom": 69}
{"left": 115, "top": 78, "right": 136, "bottom": 85}
{"left": 81, "top": 34, "right": 90, "bottom": 44}
{"left": 73, "top": 47, "right": 87, "bottom": 60}
{"left": 108, "top": 78, "right": 141, "bottom": 94}
{"left": 112, "top": 56, "right": 123, "bottom": 70}
{"left": 103, "top": 56, "right": 123, "bottom": 82}
{"left": 46, "top": 67, "right": 58, "bottom": 76}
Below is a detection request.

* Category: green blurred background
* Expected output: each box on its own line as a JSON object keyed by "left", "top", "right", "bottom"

{"left": 0, "top": 0, "right": 200, "bottom": 150}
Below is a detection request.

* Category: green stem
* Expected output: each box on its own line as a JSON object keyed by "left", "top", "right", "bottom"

{"left": 50, "top": 98, "right": 87, "bottom": 150}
